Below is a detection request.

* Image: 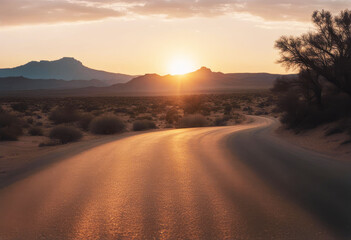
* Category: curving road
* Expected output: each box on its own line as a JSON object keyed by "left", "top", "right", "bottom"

{"left": 0, "top": 117, "right": 351, "bottom": 239}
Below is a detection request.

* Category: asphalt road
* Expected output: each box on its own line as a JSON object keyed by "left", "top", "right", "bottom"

{"left": 0, "top": 117, "right": 350, "bottom": 240}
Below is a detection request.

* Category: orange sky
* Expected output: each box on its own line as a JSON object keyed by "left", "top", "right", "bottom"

{"left": 0, "top": 0, "right": 348, "bottom": 75}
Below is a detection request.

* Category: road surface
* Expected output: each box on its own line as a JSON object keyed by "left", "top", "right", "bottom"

{"left": 0, "top": 117, "right": 350, "bottom": 239}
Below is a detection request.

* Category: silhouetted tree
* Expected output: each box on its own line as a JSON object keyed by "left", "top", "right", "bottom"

{"left": 275, "top": 10, "right": 351, "bottom": 96}
{"left": 271, "top": 76, "right": 292, "bottom": 93}
{"left": 272, "top": 70, "right": 322, "bottom": 107}
{"left": 297, "top": 69, "right": 323, "bottom": 106}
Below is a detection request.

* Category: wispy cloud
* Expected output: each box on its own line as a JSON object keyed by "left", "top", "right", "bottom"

{"left": 0, "top": 0, "right": 349, "bottom": 26}
{"left": 0, "top": 0, "right": 123, "bottom": 26}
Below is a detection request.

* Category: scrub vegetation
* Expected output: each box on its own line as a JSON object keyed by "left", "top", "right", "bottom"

{"left": 0, "top": 92, "right": 273, "bottom": 145}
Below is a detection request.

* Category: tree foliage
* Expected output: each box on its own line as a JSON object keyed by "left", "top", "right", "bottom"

{"left": 274, "top": 10, "right": 351, "bottom": 131}
{"left": 275, "top": 10, "right": 351, "bottom": 96}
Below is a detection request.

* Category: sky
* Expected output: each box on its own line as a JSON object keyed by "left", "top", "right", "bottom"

{"left": 0, "top": 0, "right": 350, "bottom": 75}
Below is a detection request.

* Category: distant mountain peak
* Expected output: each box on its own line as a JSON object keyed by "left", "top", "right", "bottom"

{"left": 60, "top": 57, "right": 77, "bottom": 61}
{"left": 199, "top": 66, "right": 212, "bottom": 72}
{"left": 193, "top": 66, "right": 213, "bottom": 74}
{"left": 0, "top": 57, "right": 133, "bottom": 83}
{"left": 52, "top": 57, "right": 83, "bottom": 66}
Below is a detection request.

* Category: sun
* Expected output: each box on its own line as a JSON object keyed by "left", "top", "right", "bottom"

{"left": 168, "top": 57, "right": 197, "bottom": 75}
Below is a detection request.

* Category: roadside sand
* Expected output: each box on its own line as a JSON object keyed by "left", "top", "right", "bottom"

{"left": 275, "top": 123, "right": 351, "bottom": 161}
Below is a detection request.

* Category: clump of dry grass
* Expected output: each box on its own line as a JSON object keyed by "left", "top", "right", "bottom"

{"left": 0, "top": 112, "right": 23, "bottom": 141}
{"left": 89, "top": 115, "right": 125, "bottom": 135}
{"left": 49, "top": 126, "right": 82, "bottom": 144}
{"left": 28, "top": 126, "right": 44, "bottom": 136}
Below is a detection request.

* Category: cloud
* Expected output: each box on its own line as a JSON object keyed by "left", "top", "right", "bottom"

{"left": 0, "top": 0, "right": 350, "bottom": 26}
{"left": 235, "top": 0, "right": 351, "bottom": 22}
{"left": 0, "top": 0, "right": 123, "bottom": 26}
{"left": 128, "top": 0, "right": 238, "bottom": 18}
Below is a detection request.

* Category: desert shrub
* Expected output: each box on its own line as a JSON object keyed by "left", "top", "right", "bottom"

{"left": 179, "top": 114, "right": 208, "bottom": 128}
{"left": 11, "top": 102, "right": 28, "bottom": 112}
{"left": 90, "top": 115, "right": 125, "bottom": 135}
{"left": 24, "top": 111, "right": 33, "bottom": 116}
{"left": 183, "top": 97, "right": 204, "bottom": 114}
{"left": 277, "top": 90, "right": 351, "bottom": 130}
{"left": 41, "top": 104, "right": 52, "bottom": 113}
{"left": 243, "top": 106, "right": 253, "bottom": 114}
{"left": 135, "top": 105, "right": 147, "bottom": 114}
{"left": 133, "top": 120, "right": 156, "bottom": 131}
{"left": 232, "top": 102, "right": 241, "bottom": 109}
{"left": 49, "top": 126, "right": 82, "bottom": 144}
{"left": 0, "top": 112, "right": 23, "bottom": 141}
{"left": 29, "top": 127, "right": 44, "bottom": 136}
{"left": 224, "top": 104, "right": 232, "bottom": 115}
{"left": 257, "top": 102, "right": 267, "bottom": 108}
{"left": 83, "top": 104, "right": 100, "bottom": 112}
{"left": 0, "top": 127, "right": 23, "bottom": 141}
{"left": 77, "top": 113, "right": 94, "bottom": 131}
{"left": 27, "top": 118, "right": 34, "bottom": 124}
{"left": 232, "top": 113, "right": 245, "bottom": 124}
{"left": 214, "top": 117, "right": 228, "bottom": 126}
{"left": 165, "top": 108, "right": 179, "bottom": 124}
{"left": 255, "top": 111, "right": 268, "bottom": 116}
{"left": 49, "top": 105, "right": 80, "bottom": 124}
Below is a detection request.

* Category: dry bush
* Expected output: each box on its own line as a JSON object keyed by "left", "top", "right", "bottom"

{"left": 223, "top": 104, "right": 232, "bottom": 115}
{"left": 0, "top": 112, "right": 23, "bottom": 141}
{"left": 183, "top": 96, "right": 204, "bottom": 114}
{"left": 278, "top": 92, "right": 351, "bottom": 130}
{"left": 49, "top": 105, "right": 79, "bottom": 124}
{"left": 11, "top": 102, "right": 28, "bottom": 113}
{"left": 232, "top": 113, "right": 245, "bottom": 124}
{"left": 77, "top": 113, "right": 94, "bottom": 131}
{"left": 90, "top": 115, "right": 125, "bottom": 135}
{"left": 49, "top": 126, "right": 82, "bottom": 144}
{"left": 27, "top": 118, "right": 34, "bottom": 124}
{"left": 133, "top": 120, "right": 156, "bottom": 131}
{"left": 28, "top": 127, "right": 43, "bottom": 136}
{"left": 179, "top": 114, "right": 208, "bottom": 128}
{"left": 214, "top": 115, "right": 231, "bottom": 126}
{"left": 165, "top": 108, "right": 179, "bottom": 124}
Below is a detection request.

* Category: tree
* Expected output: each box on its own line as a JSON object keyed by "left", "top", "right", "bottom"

{"left": 275, "top": 10, "right": 351, "bottom": 96}
{"left": 297, "top": 69, "right": 323, "bottom": 106}
{"left": 272, "top": 70, "right": 322, "bottom": 107}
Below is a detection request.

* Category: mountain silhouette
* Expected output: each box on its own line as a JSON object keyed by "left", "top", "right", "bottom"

{"left": 0, "top": 57, "right": 133, "bottom": 83}
{"left": 107, "top": 67, "right": 289, "bottom": 92}
{"left": 0, "top": 67, "right": 295, "bottom": 96}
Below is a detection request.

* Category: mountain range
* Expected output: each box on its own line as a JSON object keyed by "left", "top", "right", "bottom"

{"left": 0, "top": 58, "right": 295, "bottom": 96}
{"left": 112, "top": 67, "right": 284, "bottom": 92}
{"left": 0, "top": 57, "right": 134, "bottom": 84}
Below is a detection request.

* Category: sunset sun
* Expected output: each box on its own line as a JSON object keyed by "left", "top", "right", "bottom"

{"left": 168, "top": 57, "right": 197, "bottom": 75}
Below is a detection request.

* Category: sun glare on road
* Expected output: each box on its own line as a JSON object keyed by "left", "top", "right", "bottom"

{"left": 168, "top": 57, "right": 197, "bottom": 75}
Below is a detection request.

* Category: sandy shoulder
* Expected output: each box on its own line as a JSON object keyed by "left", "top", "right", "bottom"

{"left": 274, "top": 123, "right": 351, "bottom": 162}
